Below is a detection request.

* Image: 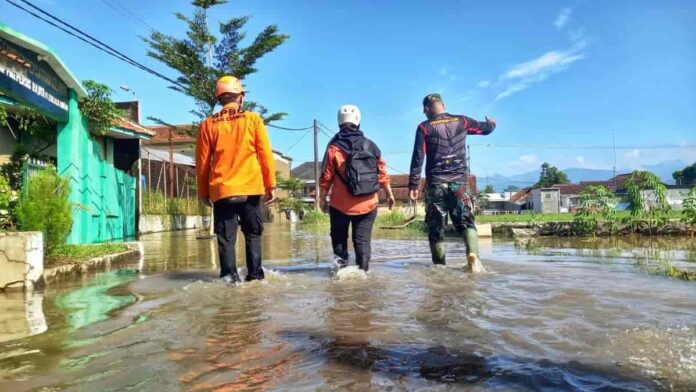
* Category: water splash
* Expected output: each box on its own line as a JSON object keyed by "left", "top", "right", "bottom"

{"left": 334, "top": 266, "right": 368, "bottom": 282}
{"left": 467, "top": 255, "right": 487, "bottom": 274}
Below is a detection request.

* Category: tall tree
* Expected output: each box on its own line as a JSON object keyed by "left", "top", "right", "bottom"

{"left": 143, "top": 0, "right": 288, "bottom": 127}
{"left": 482, "top": 184, "right": 495, "bottom": 193}
{"left": 673, "top": 162, "right": 696, "bottom": 185}
{"left": 534, "top": 162, "right": 570, "bottom": 188}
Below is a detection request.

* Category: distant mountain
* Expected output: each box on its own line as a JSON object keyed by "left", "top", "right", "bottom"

{"left": 477, "top": 160, "right": 686, "bottom": 192}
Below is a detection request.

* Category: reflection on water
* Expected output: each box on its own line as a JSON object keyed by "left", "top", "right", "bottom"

{"left": 56, "top": 270, "right": 138, "bottom": 331}
{"left": 0, "top": 226, "right": 693, "bottom": 391}
{"left": 0, "top": 291, "right": 47, "bottom": 345}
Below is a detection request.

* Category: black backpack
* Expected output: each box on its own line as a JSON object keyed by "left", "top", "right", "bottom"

{"left": 337, "top": 138, "right": 380, "bottom": 196}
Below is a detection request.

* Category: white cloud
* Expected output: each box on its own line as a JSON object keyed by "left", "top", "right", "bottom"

{"left": 625, "top": 149, "right": 641, "bottom": 159}
{"left": 502, "top": 50, "right": 584, "bottom": 80}
{"left": 477, "top": 80, "right": 491, "bottom": 88}
{"left": 554, "top": 8, "right": 572, "bottom": 29}
{"left": 438, "top": 66, "right": 458, "bottom": 81}
{"left": 576, "top": 156, "right": 585, "bottom": 165}
{"left": 496, "top": 83, "right": 531, "bottom": 100}
{"left": 494, "top": 46, "right": 585, "bottom": 100}
{"left": 519, "top": 154, "right": 539, "bottom": 163}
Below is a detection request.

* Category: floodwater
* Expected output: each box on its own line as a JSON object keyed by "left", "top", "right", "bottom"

{"left": 0, "top": 225, "right": 694, "bottom": 391}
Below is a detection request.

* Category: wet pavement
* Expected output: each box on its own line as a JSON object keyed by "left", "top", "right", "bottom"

{"left": 0, "top": 224, "right": 694, "bottom": 391}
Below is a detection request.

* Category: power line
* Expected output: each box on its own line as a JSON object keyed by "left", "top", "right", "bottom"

{"left": 382, "top": 143, "right": 696, "bottom": 156}
{"left": 317, "top": 121, "right": 336, "bottom": 134}
{"left": 7, "top": 0, "right": 184, "bottom": 88}
{"left": 470, "top": 143, "right": 696, "bottom": 150}
{"left": 285, "top": 130, "right": 311, "bottom": 153}
{"left": 100, "top": 0, "right": 155, "bottom": 31}
{"left": 267, "top": 124, "right": 313, "bottom": 131}
{"left": 385, "top": 164, "right": 407, "bottom": 175}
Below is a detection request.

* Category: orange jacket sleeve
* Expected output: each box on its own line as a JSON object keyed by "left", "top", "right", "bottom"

{"left": 254, "top": 116, "right": 276, "bottom": 189}
{"left": 319, "top": 146, "right": 335, "bottom": 191}
{"left": 377, "top": 157, "right": 390, "bottom": 187}
{"left": 196, "top": 120, "right": 211, "bottom": 198}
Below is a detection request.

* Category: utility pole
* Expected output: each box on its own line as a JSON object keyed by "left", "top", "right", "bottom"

{"left": 169, "top": 127, "right": 175, "bottom": 198}
{"left": 612, "top": 130, "right": 617, "bottom": 187}
{"left": 313, "top": 119, "right": 320, "bottom": 210}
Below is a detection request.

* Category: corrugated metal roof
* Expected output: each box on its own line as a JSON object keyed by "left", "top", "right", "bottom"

{"left": 141, "top": 147, "right": 195, "bottom": 166}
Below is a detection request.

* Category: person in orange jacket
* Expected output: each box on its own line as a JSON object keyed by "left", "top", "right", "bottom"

{"left": 319, "top": 105, "right": 396, "bottom": 272}
{"left": 196, "top": 76, "right": 276, "bottom": 283}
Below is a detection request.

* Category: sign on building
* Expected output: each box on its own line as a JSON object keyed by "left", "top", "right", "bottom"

{"left": 0, "top": 37, "right": 69, "bottom": 121}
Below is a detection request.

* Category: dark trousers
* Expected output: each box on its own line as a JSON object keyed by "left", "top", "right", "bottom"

{"left": 213, "top": 196, "right": 265, "bottom": 281}
{"left": 329, "top": 207, "right": 377, "bottom": 271}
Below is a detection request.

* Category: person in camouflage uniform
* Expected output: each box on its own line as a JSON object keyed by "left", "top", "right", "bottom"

{"left": 408, "top": 93, "right": 496, "bottom": 269}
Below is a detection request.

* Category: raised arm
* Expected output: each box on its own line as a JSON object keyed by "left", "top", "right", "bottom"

{"left": 462, "top": 115, "right": 496, "bottom": 135}
{"left": 408, "top": 124, "right": 427, "bottom": 190}
{"left": 196, "top": 120, "right": 212, "bottom": 200}
{"left": 254, "top": 116, "right": 276, "bottom": 190}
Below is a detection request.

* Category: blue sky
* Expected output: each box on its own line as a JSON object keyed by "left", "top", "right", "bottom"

{"left": 3, "top": 0, "right": 695, "bottom": 179}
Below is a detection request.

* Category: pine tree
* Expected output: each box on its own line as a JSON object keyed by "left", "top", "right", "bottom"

{"left": 143, "top": 0, "right": 289, "bottom": 129}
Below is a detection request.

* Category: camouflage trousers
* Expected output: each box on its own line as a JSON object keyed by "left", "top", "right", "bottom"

{"left": 424, "top": 182, "right": 476, "bottom": 243}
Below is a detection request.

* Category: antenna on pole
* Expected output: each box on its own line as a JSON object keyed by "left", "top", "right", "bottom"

{"left": 613, "top": 130, "right": 617, "bottom": 185}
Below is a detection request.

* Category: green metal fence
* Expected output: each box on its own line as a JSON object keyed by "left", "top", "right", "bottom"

{"left": 21, "top": 159, "right": 50, "bottom": 197}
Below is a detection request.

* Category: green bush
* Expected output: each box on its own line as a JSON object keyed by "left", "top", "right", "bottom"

{"left": 16, "top": 168, "right": 73, "bottom": 255}
{"left": 300, "top": 209, "right": 329, "bottom": 225}
{"left": 142, "top": 190, "right": 209, "bottom": 215}
{"left": 0, "top": 176, "right": 10, "bottom": 210}
{"left": 376, "top": 210, "right": 409, "bottom": 227}
{"left": 573, "top": 185, "right": 618, "bottom": 235}
{"left": 681, "top": 187, "right": 696, "bottom": 227}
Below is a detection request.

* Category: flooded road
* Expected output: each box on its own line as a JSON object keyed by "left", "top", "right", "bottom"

{"left": 0, "top": 225, "right": 694, "bottom": 391}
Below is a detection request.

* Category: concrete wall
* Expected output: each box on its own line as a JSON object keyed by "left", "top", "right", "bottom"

{"left": 641, "top": 188, "right": 691, "bottom": 210}
{"left": 58, "top": 90, "right": 137, "bottom": 244}
{"left": 0, "top": 231, "right": 43, "bottom": 290}
{"left": 139, "top": 214, "right": 208, "bottom": 234}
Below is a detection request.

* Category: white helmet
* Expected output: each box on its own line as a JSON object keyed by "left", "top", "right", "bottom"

{"left": 337, "top": 104, "right": 361, "bottom": 127}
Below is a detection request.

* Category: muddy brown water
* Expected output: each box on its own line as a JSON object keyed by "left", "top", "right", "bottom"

{"left": 0, "top": 225, "right": 694, "bottom": 391}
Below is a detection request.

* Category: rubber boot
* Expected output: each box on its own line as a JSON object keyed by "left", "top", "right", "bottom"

{"left": 429, "top": 241, "right": 446, "bottom": 265}
{"left": 464, "top": 228, "right": 485, "bottom": 273}
{"left": 464, "top": 228, "right": 479, "bottom": 256}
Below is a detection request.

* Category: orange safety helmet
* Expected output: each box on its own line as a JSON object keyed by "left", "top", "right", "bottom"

{"left": 216, "top": 76, "right": 244, "bottom": 97}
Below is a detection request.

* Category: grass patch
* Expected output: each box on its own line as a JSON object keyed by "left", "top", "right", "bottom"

{"left": 376, "top": 210, "right": 410, "bottom": 227}
{"left": 476, "top": 213, "right": 574, "bottom": 223}
{"left": 298, "top": 210, "right": 329, "bottom": 226}
{"left": 46, "top": 243, "right": 130, "bottom": 267}
{"left": 476, "top": 210, "right": 682, "bottom": 223}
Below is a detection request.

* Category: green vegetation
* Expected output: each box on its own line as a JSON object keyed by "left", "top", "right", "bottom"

{"left": 0, "top": 176, "right": 12, "bottom": 229}
{"left": 621, "top": 170, "right": 670, "bottom": 233}
{"left": 376, "top": 210, "right": 410, "bottom": 227}
{"left": 0, "top": 176, "right": 10, "bottom": 211}
{"left": 46, "top": 243, "right": 129, "bottom": 266}
{"left": 299, "top": 210, "right": 329, "bottom": 225}
{"left": 482, "top": 184, "right": 495, "bottom": 193}
{"left": 277, "top": 176, "right": 309, "bottom": 215}
{"left": 143, "top": 191, "right": 209, "bottom": 215}
{"left": 573, "top": 185, "right": 618, "bottom": 235}
{"left": 477, "top": 212, "right": 574, "bottom": 223}
{"left": 534, "top": 162, "right": 569, "bottom": 188}
{"left": 78, "top": 80, "right": 124, "bottom": 136}
{"left": 376, "top": 210, "right": 424, "bottom": 233}
{"left": 16, "top": 168, "right": 72, "bottom": 256}
{"left": 143, "top": 0, "right": 288, "bottom": 124}
{"left": 680, "top": 187, "right": 696, "bottom": 229}
{"left": 672, "top": 162, "right": 696, "bottom": 186}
